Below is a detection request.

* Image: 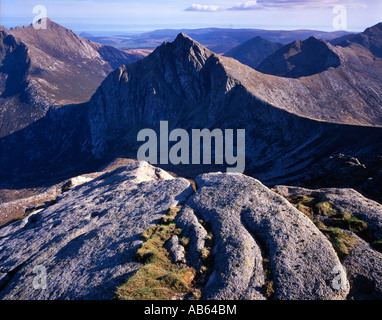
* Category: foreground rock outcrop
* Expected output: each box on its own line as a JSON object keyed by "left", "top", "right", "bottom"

{"left": 274, "top": 185, "right": 382, "bottom": 299}
{"left": 177, "top": 173, "right": 349, "bottom": 300}
{"left": 0, "top": 162, "right": 193, "bottom": 299}
{"left": 1, "top": 162, "right": 381, "bottom": 300}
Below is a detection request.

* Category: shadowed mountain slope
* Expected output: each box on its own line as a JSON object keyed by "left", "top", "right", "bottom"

{"left": 224, "top": 36, "right": 283, "bottom": 69}
{"left": 0, "top": 33, "right": 381, "bottom": 189}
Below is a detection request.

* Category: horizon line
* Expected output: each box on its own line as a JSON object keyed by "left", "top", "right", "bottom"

{"left": 0, "top": 17, "right": 369, "bottom": 35}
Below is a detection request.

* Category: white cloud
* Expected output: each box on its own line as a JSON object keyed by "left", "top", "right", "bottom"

{"left": 185, "top": 4, "right": 224, "bottom": 11}
{"left": 260, "top": 0, "right": 367, "bottom": 9}
{"left": 228, "top": 1, "right": 262, "bottom": 10}
{"left": 185, "top": 0, "right": 367, "bottom": 12}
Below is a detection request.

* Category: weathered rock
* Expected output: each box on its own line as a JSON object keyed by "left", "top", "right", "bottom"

{"left": 61, "top": 173, "right": 101, "bottom": 193}
{"left": 274, "top": 185, "right": 382, "bottom": 240}
{"left": 342, "top": 232, "right": 382, "bottom": 300}
{"left": 175, "top": 206, "right": 208, "bottom": 271}
{"left": 178, "top": 172, "right": 349, "bottom": 300}
{"left": 165, "top": 236, "right": 186, "bottom": 264}
{"left": 0, "top": 161, "right": 194, "bottom": 300}
{"left": 2, "top": 163, "right": 382, "bottom": 300}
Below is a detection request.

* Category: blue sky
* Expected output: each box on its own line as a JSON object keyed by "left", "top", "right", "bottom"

{"left": 0, "top": 0, "right": 381, "bottom": 34}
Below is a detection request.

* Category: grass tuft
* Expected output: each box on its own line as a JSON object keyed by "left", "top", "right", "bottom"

{"left": 330, "top": 211, "right": 368, "bottom": 233}
{"left": 116, "top": 206, "right": 197, "bottom": 300}
{"left": 315, "top": 201, "right": 337, "bottom": 216}
{"left": 314, "top": 220, "right": 358, "bottom": 259}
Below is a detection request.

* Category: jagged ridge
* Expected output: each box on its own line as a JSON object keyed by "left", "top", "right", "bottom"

{"left": 0, "top": 31, "right": 382, "bottom": 188}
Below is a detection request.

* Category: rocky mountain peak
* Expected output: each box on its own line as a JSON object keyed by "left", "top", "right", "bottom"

{"left": 0, "top": 26, "right": 8, "bottom": 33}
{"left": 256, "top": 36, "right": 341, "bottom": 78}
{"left": 9, "top": 18, "right": 75, "bottom": 40}
{"left": 157, "top": 32, "right": 213, "bottom": 66}
{"left": 336, "top": 22, "right": 382, "bottom": 57}
{"left": 175, "top": 32, "right": 193, "bottom": 42}
{"left": 364, "top": 22, "right": 382, "bottom": 36}
{"left": 0, "top": 19, "right": 147, "bottom": 138}
{"left": 358, "top": 22, "right": 382, "bottom": 57}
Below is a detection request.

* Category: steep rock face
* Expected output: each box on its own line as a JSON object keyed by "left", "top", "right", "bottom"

{"left": 88, "top": 32, "right": 219, "bottom": 158}
{"left": 0, "top": 28, "right": 41, "bottom": 139}
{"left": 224, "top": 36, "right": 283, "bottom": 69}
{"left": 256, "top": 36, "right": 341, "bottom": 78}
{"left": 0, "top": 162, "right": 194, "bottom": 300}
{"left": 0, "top": 29, "right": 30, "bottom": 97}
{"left": 342, "top": 233, "right": 382, "bottom": 300}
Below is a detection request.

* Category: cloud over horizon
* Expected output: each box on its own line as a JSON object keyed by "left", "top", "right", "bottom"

{"left": 186, "top": 1, "right": 261, "bottom": 11}
{"left": 186, "top": 0, "right": 367, "bottom": 12}
{"left": 185, "top": 4, "right": 224, "bottom": 11}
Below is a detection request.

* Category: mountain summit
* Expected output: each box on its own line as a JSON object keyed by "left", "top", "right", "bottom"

{"left": 0, "top": 19, "right": 144, "bottom": 138}
{"left": 342, "top": 22, "right": 382, "bottom": 58}
{"left": 256, "top": 36, "right": 341, "bottom": 78}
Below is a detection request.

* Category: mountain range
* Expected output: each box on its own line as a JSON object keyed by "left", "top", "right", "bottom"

{"left": 0, "top": 19, "right": 382, "bottom": 301}
{"left": 0, "top": 19, "right": 145, "bottom": 138}
{"left": 0, "top": 22, "right": 381, "bottom": 192}
{"left": 224, "top": 36, "right": 283, "bottom": 69}
{"left": 80, "top": 28, "right": 351, "bottom": 53}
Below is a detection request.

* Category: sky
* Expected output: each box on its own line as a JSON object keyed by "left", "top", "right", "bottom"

{"left": 0, "top": 0, "right": 381, "bottom": 34}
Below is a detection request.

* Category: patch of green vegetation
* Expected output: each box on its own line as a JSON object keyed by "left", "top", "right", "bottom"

{"left": 330, "top": 211, "right": 368, "bottom": 233}
{"left": 262, "top": 256, "right": 275, "bottom": 299}
{"left": 288, "top": 195, "right": 368, "bottom": 235}
{"left": 179, "top": 237, "right": 190, "bottom": 248}
{"left": 295, "top": 203, "right": 314, "bottom": 219}
{"left": 287, "top": 195, "right": 338, "bottom": 217}
{"left": 291, "top": 195, "right": 316, "bottom": 206}
{"left": 201, "top": 247, "right": 211, "bottom": 261}
{"left": 160, "top": 206, "right": 180, "bottom": 224}
{"left": 315, "top": 201, "right": 337, "bottom": 216}
{"left": 287, "top": 195, "right": 316, "bottom": 219}
{"left": 314, "top": 220, "right": 358, "bottom": 259}
{"left": 116, "top": 206, "right": 197, "bottom": 300}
